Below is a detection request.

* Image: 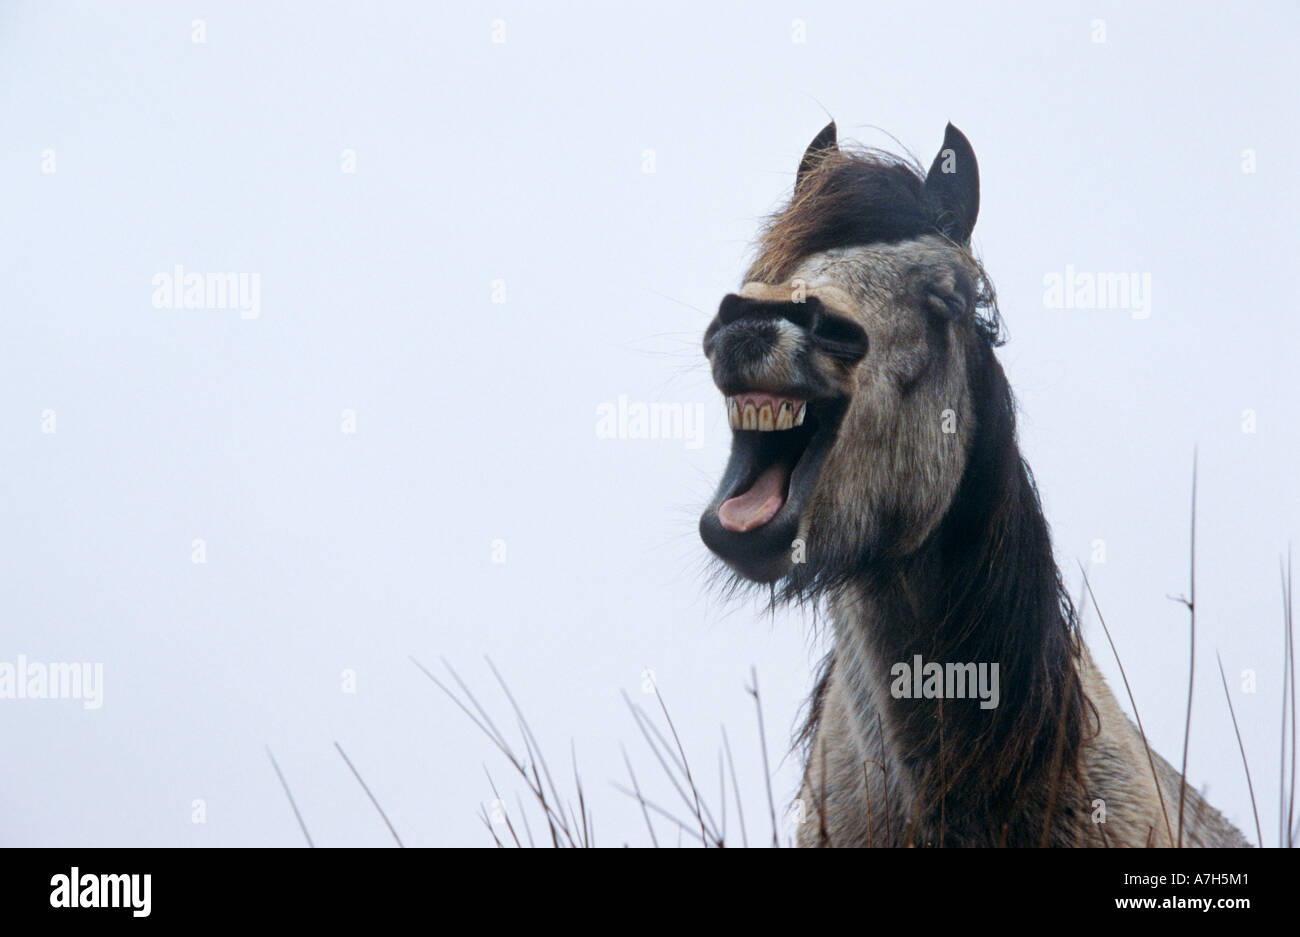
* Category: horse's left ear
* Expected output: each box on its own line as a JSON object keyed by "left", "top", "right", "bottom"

{"left": 922, "top": 123, "right": 979, "bottom": 244}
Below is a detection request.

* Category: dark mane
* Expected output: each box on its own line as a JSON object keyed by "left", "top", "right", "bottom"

{"left": 797, "top": 336, "right": 1094, "bottom": 844}
{"left": 747, "top": 145, "right": 1005, "bottom": 347}
{"left": 892, "top": 339, "right": 1092, "bottom": 841}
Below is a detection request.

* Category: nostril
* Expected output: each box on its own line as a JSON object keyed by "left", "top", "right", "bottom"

{"left": 782, "top": 300, "right": 816, "bottom": 331}
{"left": 717, "top": 294, "right": 748, "bottom": 325}
{"left": 813, "top": 315, "right": 859, "bottom": 344}
{"left": 811, "top": 312, "right": 869, "bottom": 360}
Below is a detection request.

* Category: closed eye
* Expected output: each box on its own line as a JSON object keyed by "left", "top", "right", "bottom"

{"left": 925, "top": 290, "right": 966, "bottom": 320}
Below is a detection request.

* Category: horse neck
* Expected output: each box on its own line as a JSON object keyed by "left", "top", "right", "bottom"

{"left": 827, "top": 351, "right": 1088, "bottom": 844}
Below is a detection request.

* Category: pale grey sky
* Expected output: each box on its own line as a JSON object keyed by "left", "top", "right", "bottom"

{"left": 1, "top": 1, "right": 1296, "bottom": 846}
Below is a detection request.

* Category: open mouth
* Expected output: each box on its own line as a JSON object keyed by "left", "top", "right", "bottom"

{"left": 700, "top": 391, "right": 846, "bottom": 581}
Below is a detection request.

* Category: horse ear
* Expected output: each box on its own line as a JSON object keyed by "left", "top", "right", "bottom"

{"left": 797, "top": 120, "right": 838, "bottom": 187}
{"left": 922, "top": 123, "right": 980, "bottom": 244}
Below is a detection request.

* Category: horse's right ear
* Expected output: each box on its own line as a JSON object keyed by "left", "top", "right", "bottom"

{"left": 922, "top": 123, "right": 980, "bottom": 244}
{"left": 797, "top": 121, "right": 838, "bottom": 187}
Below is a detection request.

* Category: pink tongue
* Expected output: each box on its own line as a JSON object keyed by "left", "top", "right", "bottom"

{"left": 718, "top": 462, "right": 790, "bottom": 532}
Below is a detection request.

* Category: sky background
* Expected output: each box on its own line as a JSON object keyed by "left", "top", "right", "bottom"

{"left": 1, "top": 0, "right": 1297, "bottom": 847}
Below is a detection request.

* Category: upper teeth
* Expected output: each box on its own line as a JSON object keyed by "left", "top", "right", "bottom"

{"left": 726, "top": 394, "right": 806, "bottom": 431}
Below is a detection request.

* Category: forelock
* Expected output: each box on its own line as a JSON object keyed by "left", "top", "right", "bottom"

{"left": 746, "top": 146, "right": 932, "bottom": 284}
